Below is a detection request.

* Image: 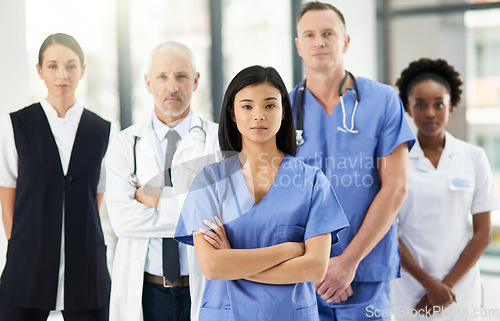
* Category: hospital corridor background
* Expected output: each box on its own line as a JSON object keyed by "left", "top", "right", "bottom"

{"left": 1, "top": 0, "right": 500, "bottom": 320}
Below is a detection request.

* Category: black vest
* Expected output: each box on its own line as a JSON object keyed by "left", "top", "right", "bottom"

{"left": 0, "top": 103, "right": 111, "bottom": 311}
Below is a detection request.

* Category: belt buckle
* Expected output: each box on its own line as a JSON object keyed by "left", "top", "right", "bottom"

{"left": 162, "top": 277, "right": 173, "bottom": 288}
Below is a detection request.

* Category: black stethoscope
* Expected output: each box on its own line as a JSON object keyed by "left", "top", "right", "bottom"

{"left": 295, "top": 70, "right": 361, "bottom": 146}
{"left": 128, "top": 122, "right": 208, "bottom": 188}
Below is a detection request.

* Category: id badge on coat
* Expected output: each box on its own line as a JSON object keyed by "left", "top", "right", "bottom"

{"left": 449, "top": 178, "right": 472, "bottom": 191}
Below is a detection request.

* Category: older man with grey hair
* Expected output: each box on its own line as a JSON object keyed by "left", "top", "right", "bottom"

{"left": 106, "top": 41, "right": 219, "bottom": 321}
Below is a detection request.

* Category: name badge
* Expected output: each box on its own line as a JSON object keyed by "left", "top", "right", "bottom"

{"left": 449, "top": 178, "right": 471, "bottom": 191}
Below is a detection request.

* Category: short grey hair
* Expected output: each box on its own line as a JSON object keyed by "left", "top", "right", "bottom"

{"left": 147, "top": 41, "right": 197, "bottom": 75}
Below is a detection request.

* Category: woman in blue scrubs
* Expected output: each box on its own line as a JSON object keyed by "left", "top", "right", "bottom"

{"left": 175, "top": 65, "right": 349, "bottom": 321}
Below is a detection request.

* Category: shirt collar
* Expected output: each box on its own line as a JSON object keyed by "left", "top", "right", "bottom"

{"left": 442, "top": 131, "right": 460, "bottom": 157}
{"left": 409, "top": 130, "right": 459, "bottom": 160}
{"left": 152, "top": 111, "right": 192, "bottom": 141}
{"left": 40, "top": 98, "right": 84, "bottom": 124}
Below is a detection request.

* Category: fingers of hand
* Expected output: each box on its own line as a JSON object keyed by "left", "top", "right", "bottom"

{"left": 332, "top": 291, "right": 348, "bottom": 303}
{"left": 134, "top": 187, "right": 142, "bottom": 199}
{"left": 322, "top": 287, "right": 337, "bottom": 302}
{"left": 203, "top": 234, "right": 220, "bottom": 248}
{"left": 213, "top": 216, "right": 227, "bottom": 238}
{"left": 326, "top": 286, "right": 349, "bottom": 304}
{"left": 214, "top": 216, "right": 224, "bottom": 229}
{"left": 203, "top": 218, "right": 226, "bottom": 238}
{"left": 203, "top": 219, "right": 218, "bottom": 230}
{"left": 345, "top": 285, "right": 354, "bottom": 297}
{"left": 315, "top": 281, "right": 330, "bottom": 296}
{"left": 414, "top": 295, "right": 428, "bottom": 311}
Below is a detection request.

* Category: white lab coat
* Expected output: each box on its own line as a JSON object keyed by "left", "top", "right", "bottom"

{"left": 105, "top": 114, "right": 220, "bottom": 321}
{"left": 390, "top": 131, "right": 500, "bottom": 321}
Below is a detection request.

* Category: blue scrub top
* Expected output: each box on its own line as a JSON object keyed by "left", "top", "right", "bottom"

{"left": 175, "top": 154, "right": 349, "bottom": 321}
{"left": 290, "top": 77, "right": 415, "bottom": 283}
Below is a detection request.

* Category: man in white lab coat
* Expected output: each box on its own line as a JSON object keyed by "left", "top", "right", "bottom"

{"left": 105, "top": 41, "right": 219, "bottom": 321}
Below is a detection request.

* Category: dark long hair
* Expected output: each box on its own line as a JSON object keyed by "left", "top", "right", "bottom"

{"left": 218, "top": 65, "right": 296, "bottom": 157}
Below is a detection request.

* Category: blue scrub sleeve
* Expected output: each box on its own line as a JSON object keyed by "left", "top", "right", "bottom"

{"left": 375, "top": 87, "right": 415, "bottom": 159}
{"left": 304, "top": 170, "right": 349, "bottom": 244}
{"left": 175, "top": 165, "right": 220, "bottom": 246}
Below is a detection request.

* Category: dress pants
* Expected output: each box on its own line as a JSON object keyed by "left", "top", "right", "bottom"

{"left": 0, "top": 303, "right": 109, "bottom": 321}
{"left": 142, "top": 280, "right": 191, "bottom": 321}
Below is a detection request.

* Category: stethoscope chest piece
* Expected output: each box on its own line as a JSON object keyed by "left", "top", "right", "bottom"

{"left": 296, "top": 129, "right": 304, "bottom": 146}
{"left": 129, "top": 173, "right": 139, "bottom": 188}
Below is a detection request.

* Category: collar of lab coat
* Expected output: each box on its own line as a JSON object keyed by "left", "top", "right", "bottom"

{"left": 129, "top": 113, "right": 205, "bottom": 138}
{"left": 410, "top": 131, "right": 460, "bottom": 171}
{"left": 127, "top": 113, "right": 208, "bottom": 180}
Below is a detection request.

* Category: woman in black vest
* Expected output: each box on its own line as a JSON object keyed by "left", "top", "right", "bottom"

{"left": 0, "top": 33, "right": 111, "bottom": 321}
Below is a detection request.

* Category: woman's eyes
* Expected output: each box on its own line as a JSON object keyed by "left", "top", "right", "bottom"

{"left": 47, "top": 64, "right": 78, "bottom": 70}
{"left": 414, "top": 103, "right": 445, "bottom": 110}
{"left": 241, "top": 104, "right": 276, "bottom": 109}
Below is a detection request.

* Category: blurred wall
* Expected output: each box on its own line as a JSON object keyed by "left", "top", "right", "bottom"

{"left": 0, "top": 0, "right": 29, "bottom": 272}
{"left": 0, "top": 1, "right": 29, "bottom": 115}
{"left": 330, "top": 0, "right": 378, "bottom": 80}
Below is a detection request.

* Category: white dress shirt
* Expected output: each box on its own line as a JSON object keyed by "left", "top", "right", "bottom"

{"left": 0, "top": 99, "right": 106, "bottom": 310}
{"left": 143, "top": 112, "right": 192, "bottom": 277}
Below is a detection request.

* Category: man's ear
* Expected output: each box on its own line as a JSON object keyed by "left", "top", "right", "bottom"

{"left": 295, "top": 37, "right": 303, "bottom": 58}
{"left": 192, "top": 72, "right": 200, "bottom": 92}
{"left": 145, "top": 73, "right": 153, "bottom": 94}
{"left": 342, "top": 34, "right": 350, "bottom": 54}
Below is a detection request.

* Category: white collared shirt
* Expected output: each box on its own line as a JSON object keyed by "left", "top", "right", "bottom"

{"left": 0, "top": 99, "right": 106, "bottom": 310}
{"left": 143, "top": 112, "right": 192, "bottom": 277}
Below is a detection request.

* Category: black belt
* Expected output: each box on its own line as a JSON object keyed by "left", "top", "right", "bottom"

{"left": 144, "top": 272, "right": 189, "bottom": 288}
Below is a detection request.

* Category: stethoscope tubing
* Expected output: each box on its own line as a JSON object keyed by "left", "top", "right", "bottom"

{"left": 128, "top": 121, "right": 207, "bottom": 187}
{"left": 295, "top": 70, "right": 361, "bottom": 145}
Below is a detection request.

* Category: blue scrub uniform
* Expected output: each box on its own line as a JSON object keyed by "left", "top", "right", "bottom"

{"left": 290, "top": 77, "right": 415, "bottom": 320}
{"left": 175, "top": 154, "right": 349, "bottom": 321}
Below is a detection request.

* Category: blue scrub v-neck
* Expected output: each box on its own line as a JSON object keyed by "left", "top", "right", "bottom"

{"left": 235, "top": 154, "right": 287, "bottom": 206}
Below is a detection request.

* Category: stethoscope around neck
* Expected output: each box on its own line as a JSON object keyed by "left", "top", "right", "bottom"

{"left": 295, "top": 70, "right": 361, "bottom": 146}
{"left": 128, "top": 121, "right": 208, "bottom": 188}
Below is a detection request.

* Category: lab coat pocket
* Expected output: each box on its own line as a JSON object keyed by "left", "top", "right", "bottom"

{"left": 293, "top": 303, "right": 319, "bottom": 321}
{"left": 199, "top": 306, "right": 232, "bottom": 321}
{"left": 275, "top": 225, "right": 305, "bottom": 244}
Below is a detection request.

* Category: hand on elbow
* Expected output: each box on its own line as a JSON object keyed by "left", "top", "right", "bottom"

{"left": 135, "top": 186, "right": 160, "bottom": 208}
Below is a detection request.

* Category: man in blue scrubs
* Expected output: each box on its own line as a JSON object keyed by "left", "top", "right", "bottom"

{"left": 290, "top": 2, "right": 415, "bottom": 320}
